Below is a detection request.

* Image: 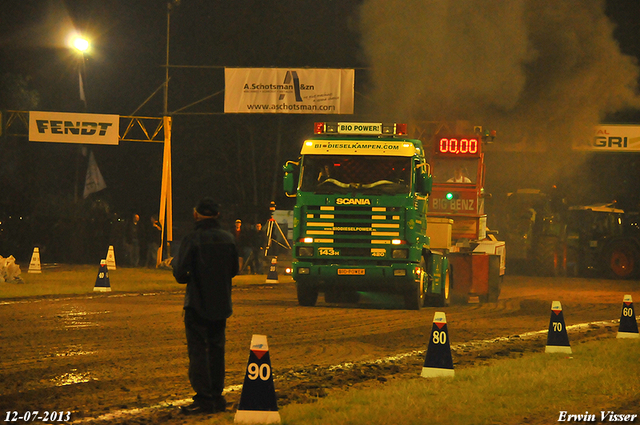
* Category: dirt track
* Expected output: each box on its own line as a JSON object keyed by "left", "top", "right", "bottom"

{"left": 0, "top": 274, "right": 637, "bottom": 424}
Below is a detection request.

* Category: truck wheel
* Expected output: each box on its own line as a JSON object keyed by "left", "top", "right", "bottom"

{"left": 404, "top": 281, "right": 424, "bottom": 310}
{"left": 404, "top": 257, "right": 427, "bottom": 310}
{"left": 430, "top": 265, "right": 451, "bottom": 307}
{"left": 605, "top": 242, "right": 639, "bottom": 279}
{"left": 297, "top": 284, "right": 318, "bottom": 306}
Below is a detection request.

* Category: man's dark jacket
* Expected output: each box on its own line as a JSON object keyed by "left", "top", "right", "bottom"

{"left": 173, "top": 218, "right": 239, "bottom": 321}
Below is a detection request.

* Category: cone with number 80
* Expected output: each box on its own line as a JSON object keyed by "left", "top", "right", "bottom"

{"left": 421, "top": 311, "right": 454, "bottom": 378}
{"left": 235, "top": 334, "right": 280, "bottom": 424}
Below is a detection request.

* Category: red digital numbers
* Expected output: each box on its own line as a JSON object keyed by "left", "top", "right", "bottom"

{"left": 438, "top": 138, "right": 478, "bottom": 155}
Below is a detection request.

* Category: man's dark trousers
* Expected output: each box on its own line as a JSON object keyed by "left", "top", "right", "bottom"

{"left": 184, "top": 308, "right": 226, "bottom": 407}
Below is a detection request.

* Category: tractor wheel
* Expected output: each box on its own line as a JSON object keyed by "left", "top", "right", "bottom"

{"left": 297, "top": 283, "right": 318, "bottom": 306}
{"left": 535, "top": 236, "right": 565, "bottom": 276}
{"left": 565, "top": 248, "right": 580, "bottom": 277}
{"left": 604, "top": 242, "right": 639, "bottom": 279}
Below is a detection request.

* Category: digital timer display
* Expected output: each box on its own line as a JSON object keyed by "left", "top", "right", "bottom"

{"left": 438, "top": 138, "right": 479, "bottom": 155}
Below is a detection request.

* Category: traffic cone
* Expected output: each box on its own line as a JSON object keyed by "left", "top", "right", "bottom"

{"left": 617, "top": 295, "right": 639, "bottom": 339}
{"left": 421, "top": 312, "right": 455, "bottom": 378}
{"left": 234, "top": 334, "right": 280, "bottom": 424}
{"left": 545, "top": 301, "right": 572, "bottom": 353}
{"left": 106, "top": 245, "right": 116, "bottom": 270}
{"left": 28, "top": 247, "right": 42, "bottom": 274}
{"left": 93, "top": 259, "right": 111, "bottom": 292}
{"left": 265, "top": 257, "right": 279, "bottom": 284}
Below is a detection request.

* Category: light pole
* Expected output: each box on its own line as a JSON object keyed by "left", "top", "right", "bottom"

{"left": 71, "top": 35, "right": 90, "bottom": 111}
{"left": 70, "top": 35, "right": 90, "bottom": 202}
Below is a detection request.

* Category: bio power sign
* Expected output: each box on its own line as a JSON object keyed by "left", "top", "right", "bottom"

{"left": 224, "top": 68, "right": 354, "bottom": 114}
{"left": 29, "top": 111, "right": 120, "bottom": 145}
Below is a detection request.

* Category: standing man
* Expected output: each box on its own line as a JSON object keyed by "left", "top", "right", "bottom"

{"left": 249, "top": 222, "right": 267, "bottom": 274}
{"left": 145, "top": 214, "right": 162, "bottom": 268}
{"left": 233, "top": 219, "right": 251, "bottom": 273}
{"left": 173, "top": 198, "right": 239, "bottom": 415}
{"left": 125, "top": 213, "right": 142, "bottom": 267}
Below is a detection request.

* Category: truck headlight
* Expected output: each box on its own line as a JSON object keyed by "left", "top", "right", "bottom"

{"left": 297, "top": 246, "right": 314, "bottom": 257}
{"left": 391, "top": 249, "right": 408, "bottom": 259}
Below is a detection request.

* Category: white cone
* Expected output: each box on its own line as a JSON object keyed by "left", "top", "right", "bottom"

{"left": 106, "top": 245, "right": 116, "bottom": 270}
{"left": 28, "top": 247, "right": 42, "bottom": 274}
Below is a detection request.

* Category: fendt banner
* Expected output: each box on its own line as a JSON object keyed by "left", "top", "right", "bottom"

{"left": 224, "top": 68, "right": 354, "bottom": 114}
{"left": 29, "top": 111, "right": 120, "bottom": 145}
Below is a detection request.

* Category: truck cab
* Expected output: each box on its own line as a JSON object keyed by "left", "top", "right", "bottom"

{"left": 283, "top": 122, "right": 451, "bottom": 310}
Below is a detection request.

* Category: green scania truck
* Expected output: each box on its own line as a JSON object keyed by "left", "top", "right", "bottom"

{"left": 283, "top": 122, "right": 451, "bottom": 310}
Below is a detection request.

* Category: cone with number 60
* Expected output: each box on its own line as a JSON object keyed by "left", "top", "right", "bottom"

{"left": 235, "top": 334, "right": 280, "bottom": 424}
{"left": 617, "top": 295, "right": 639, "bottom": 339}
{"left": 421, "top": 311, "right": 454, "bottom": 378}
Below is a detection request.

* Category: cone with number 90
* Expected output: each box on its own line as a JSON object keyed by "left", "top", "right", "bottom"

{"left": 234, "top": 334, "right": 280, "bottom": 424}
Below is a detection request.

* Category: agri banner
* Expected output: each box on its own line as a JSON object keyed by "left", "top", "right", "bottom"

{"left": 29, "top": 111, "right": 120, "bottom": 145}
{"left": 573, "top": 124, "right": 640, "bottom": 152}
{"left": 224, "top": 68, "right": 354, "bottom": 114}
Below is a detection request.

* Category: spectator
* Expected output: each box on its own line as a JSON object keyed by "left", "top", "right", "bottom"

{"left": 124, "top": 213, "right": 142, "bottom": 267}
{"left": 172, "top": 198, "right": 239, "bottom": 415}
{"left": 145, "top": 214, "right": 162, "bottom": 268}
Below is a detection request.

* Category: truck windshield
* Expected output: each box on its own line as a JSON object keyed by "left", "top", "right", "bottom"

{"left": 430, "top": 157, "right": 479, "bottom": 184}
{"left": 300, "top": 155, "right": 412, "bottom": 194}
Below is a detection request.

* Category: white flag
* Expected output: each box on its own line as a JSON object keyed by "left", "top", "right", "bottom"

{"left": 83, "top": 150, "right": 107, "bottom": 198}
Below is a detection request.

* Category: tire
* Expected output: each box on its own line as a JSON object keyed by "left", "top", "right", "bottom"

{"left": 604, "top": 242, "right": 639, "bottom": 279}
{"left": 404, "top": 281, "right": 424, "bottom": 310}
{"left": 297, "top": 283, "right": 318, "bottom": 306}
{"left": 535, "top": 236, "right": 564, "bottom": 276}
{"left": 566, "top": 247, "right": 579, "bottom": 277}
{"left": 404, "top": 257, "right": 427, "bottom": 310}
{"left": 429, "top": 265, "right": 451, "bottom": 307}
{"left": 487, "top": 275, "right": 502, "bottom": 303}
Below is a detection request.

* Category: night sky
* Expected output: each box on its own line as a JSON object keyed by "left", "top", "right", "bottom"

{"left": 1, "top": 1, "right": 639, "bottom": 260}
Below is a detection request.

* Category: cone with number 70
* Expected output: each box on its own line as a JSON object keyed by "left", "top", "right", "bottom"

{"left": 234, "top": 334, "right": 280, "bottom": 424}
{"left": 617, "top": 295, "right": 639, "bottom": 339}
{"left": 545, "top": 301, "right": 571, "bottom": 353}
{"left": 421, "top": 312, "right": 454, "bottom": 378}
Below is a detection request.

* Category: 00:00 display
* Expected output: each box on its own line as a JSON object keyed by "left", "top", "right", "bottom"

{"left": 438, "top": 138, "right": 478, "bottom": 155}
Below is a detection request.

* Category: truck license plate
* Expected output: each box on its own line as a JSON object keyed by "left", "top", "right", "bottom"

{"left": 337, "top": 269, "right": 365, "bottom": 275}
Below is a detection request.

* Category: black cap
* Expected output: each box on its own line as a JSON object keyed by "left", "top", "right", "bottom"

{"left": 195, "top": 197, "right": 219, "bottom": 217}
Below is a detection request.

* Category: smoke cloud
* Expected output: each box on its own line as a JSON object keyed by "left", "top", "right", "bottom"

{"left": 359, "top": 0, "right": 640, "bottom": 149}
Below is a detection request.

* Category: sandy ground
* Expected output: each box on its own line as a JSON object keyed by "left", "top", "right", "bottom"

{"left": 0, "top": 274, "right": 638, "bottom": 424}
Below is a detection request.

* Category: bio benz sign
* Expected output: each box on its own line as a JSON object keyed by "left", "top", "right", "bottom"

{"left": 29, "top": 111, "right": 119, "bottom": 145}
